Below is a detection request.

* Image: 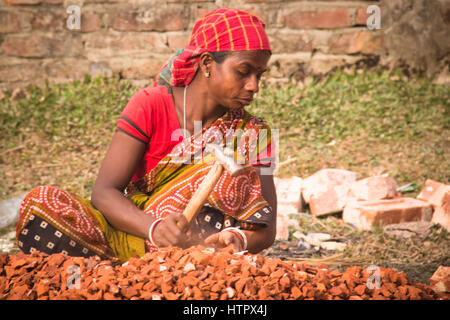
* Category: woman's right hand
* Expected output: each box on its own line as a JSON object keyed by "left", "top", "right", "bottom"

{"left": 151, "top": 213, "right": 189, "bottom": 247}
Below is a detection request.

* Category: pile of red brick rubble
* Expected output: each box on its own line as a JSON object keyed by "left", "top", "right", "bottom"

{"left": 1, "top": 245, "right": 447, "bottom": 300}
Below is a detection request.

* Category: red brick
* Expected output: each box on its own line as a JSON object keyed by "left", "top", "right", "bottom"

{"left": 353, "top": 31, "right": 384, "bottom": 55}
{"left": 274, "top": 176, "right": 303, "bottom": 213}
{"left": 343, "top": 198, "right": 433, "bottom": 230}
{"left": 35, "top": 282, "right": 49, "bottom": 297}
{"left": 309, "top": 184, "right": 349, "bottom": 216}
{"left": 81, "top": 12, "right": 103, "bottom": 32}
{"left": 355, "top": 7, "right": 369, "bottom": 25}
{"left": 443, "top": 8, "right": 450, "bottom": 25}
{"left": 6, "top": 0, "right": 62, "bottom": 3}
{"left": 283, "top": 10, "right": 351, "bottom": 29}
{"left": 417, "top": 179, "right": 450, "bottom": 208}
{"left": 328, "top": 31, "right": 384, "bottom": 55}
{"left": 30, "top": 10, "right": 64, "bottom": 31}
{"left": 429, "top": 266, "right": 450, "bottom": 294}
{"left": 112, "top": 10, "right": 187, "bottom": 32}
{"left": 431, "top": 192, "right": 450, "bottom": 232}
{"left": 268, "top": 31, "right": 312, "bottom": 53}
{"left": 302, "top": 169, "right": 357, "bottom": 204}
{"left": 167, "top": 0, "right": 212, "bottom": 2}
{"left": 348, "top": 175, "right": 398, "bottom": 202}
{"left": 120, "top": 286, "right": 139, "bottom": 299}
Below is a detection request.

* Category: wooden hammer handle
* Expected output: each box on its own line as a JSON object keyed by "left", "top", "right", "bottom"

{"left": 182, "top": 163, "right": 224, "bottom": 224}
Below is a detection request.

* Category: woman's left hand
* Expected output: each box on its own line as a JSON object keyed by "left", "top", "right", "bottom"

{"left": 204, "top": 230, "right": 244, "bottom": 252}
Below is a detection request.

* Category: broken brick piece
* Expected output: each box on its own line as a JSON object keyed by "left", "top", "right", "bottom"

{"left": 417, "top": 179, "right": 450, "bottom": 208}
{"left": 302, "top": 169, "right": 357, "bottom": 204}
{"left": 309, "top": 185, "right": 349, "bottom": 216}
{"left": 0, "top": 246, "right": 439, "bottom": 300}
{"left": 431, "top": 192, "right": 450, "bottom": 232}
{"left": 291, "top": 286, "right": 302, "bottom": 299}
{"left": 343, "top": 197, "right": 433, "bottom": 230}
{"left": 347, "top": 175, "right": 398, "bottom": 202}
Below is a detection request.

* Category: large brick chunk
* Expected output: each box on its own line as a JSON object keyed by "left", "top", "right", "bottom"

{"left": 31, "top": 10, "right": 65, "bottom": 31}
{"left": 328, "top": 31, "right": 384, "bottom": 55}
{"left": 417, "top": 180, "right": 450, "bottom": 232}
{"left": 1, "top": 34, "right": 82, "bottom": 57}
{"left": 348, "top": 175, "right": 398, "bottom": 202}
{"left": 1, "top": 35, "right": 48, "bottom": 57}
{"left": 274, "top": 176, "right": 303, "bottom": 240}
{"left": 302, "top": 169, "right": 357, "bottom": 204}
{"left": 81, "top": 12, "right": 103, "bottom": 32}
{"left": 274, "top": 176, "right": 303, "bottom": 214}
{"left": 5, "top": 0, "right": 62, "bottom": 4}
{"left": 310, "top": 174, "right": 399, "bottom": 217}
{"left": 343, "top": 198, "right": 433, "bottom": 230}
{"left": 275, "top": 210, "right": 289, "bottom": 241}
{"left": 112, "top": 9, "right": 187, "bottom": 32}
{"left": 431, "top": 192, "right": 450, "bottom": 232}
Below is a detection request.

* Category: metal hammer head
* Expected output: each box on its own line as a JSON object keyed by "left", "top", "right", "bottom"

{"left": 205, "top": 143, "right": 249, "bottom": 177}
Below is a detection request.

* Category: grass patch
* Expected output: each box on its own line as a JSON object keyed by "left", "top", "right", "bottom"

{"left": 287, "top": 214, "right": 449, "bottom": 284}
{"left": 249, "top": 69, "right": 449, "bottom": 187}
{"left": 0, "top": 75, "right": 137, "bottom": 200}
{"left": 0, "top": 70, "right": 449, "bottom": 284}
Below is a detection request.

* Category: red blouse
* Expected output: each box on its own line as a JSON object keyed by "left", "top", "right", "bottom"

{"left": 116, "top": 86, "right": 274, "bottom": 182}
{"left": 116, "top": 86, "right": 183, "bottom": 181}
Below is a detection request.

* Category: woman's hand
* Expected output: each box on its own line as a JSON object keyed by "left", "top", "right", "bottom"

{"left": 204, "top": 229, "right": 245, "bottom": 252}
{"left": 152, "top": 213, "right": 189, "bottom": 247}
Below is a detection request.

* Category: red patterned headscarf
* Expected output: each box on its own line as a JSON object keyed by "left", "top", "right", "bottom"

{"left": 154, "top": 8, "right": 271, "bottom": 88}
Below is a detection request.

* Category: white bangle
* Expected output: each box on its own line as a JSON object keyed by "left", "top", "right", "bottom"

{"left": 148, "top": 218, "right": 164, "bottom": 247}
{"left": 223, "top": 227, "right": 247, "bottom": 251}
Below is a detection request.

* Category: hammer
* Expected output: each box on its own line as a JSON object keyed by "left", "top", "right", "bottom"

{"left": 181, "top": 143, "right": 250, "bottom": 225}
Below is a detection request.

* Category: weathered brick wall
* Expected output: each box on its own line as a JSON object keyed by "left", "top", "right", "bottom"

{"left": 0, "top": 0, "right": 448, "bottom": 91}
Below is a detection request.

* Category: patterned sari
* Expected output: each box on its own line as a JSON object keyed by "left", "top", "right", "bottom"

{"left": 16, "top": 107, "right": 275, "bottom": 262}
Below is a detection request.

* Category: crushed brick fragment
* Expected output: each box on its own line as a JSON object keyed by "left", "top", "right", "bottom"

{"left": 0, "top": 245, "right": 442, "bottom": 300}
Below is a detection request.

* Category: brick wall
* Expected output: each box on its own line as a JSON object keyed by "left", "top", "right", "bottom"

{"left": 0, "top": 0, "right": 448, "bottom": 91}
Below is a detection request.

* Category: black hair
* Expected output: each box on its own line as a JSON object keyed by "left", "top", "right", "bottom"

{"left": 208, "top": 51, "right": 232, "bottom": 64}
{"left": 209, "top": 50, "right": 271, "bottom": 64}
